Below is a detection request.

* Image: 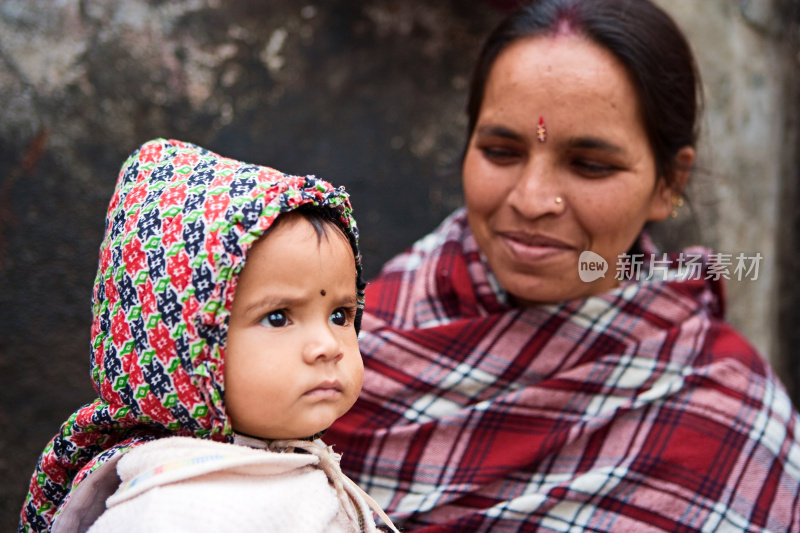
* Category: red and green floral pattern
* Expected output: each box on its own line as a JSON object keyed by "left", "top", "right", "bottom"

{"left": 20, "top": 138, "right": 364, "bottom": 532}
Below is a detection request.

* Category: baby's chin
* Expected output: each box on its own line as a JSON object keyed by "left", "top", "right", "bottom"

{"left": 244, "top": 421, "right": 339, "bottom": 441}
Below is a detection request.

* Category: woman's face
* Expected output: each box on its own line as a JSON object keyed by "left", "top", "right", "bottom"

{"left": 463, "top": 34, "right": 675, "bottom": 304}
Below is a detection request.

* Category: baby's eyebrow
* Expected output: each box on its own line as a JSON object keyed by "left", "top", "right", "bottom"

{"left": 243, "top": 295, "right": 297, "bottom": 315}
{"left": 242, "top": 291, "right": 358, "bottom": 315}
{"left": 336, "top": 294, "right": 359, "bottom": 307}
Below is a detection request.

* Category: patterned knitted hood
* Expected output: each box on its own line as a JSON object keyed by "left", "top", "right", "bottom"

{"left": 21, "top": 138, "right": 364, "bottom": 531}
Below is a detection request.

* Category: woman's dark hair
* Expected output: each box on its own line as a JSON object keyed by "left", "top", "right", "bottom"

{"left": 466, "top": 0, "right": 703, "bottom": 185}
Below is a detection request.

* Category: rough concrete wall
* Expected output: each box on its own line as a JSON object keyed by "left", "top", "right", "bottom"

{"left": 0, "top": 0, "right": 796, "bottom": 529}
{"left": 652, "top": 0, "right": 799, "bottom": 390}
{"left": 0, "top": 1, "right": 501, "bottom": 527}
{"left": 777, "top": 0, "right": 800, "bottom": 413}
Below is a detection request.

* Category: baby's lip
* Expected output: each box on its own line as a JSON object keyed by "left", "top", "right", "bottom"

{"left": 304, "top": 380, "right": 343, "bottom": 395}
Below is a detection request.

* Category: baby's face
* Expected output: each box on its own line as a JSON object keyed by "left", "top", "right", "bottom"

{"left": 224, "top": 213, "right": 363, "bottom": 440}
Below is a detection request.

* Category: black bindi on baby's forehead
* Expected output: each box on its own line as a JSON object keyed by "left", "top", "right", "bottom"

{"left": 320, "top": 289, "right": 326, "bottom": 296}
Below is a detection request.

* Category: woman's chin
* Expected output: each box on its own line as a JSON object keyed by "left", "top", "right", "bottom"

{"left": 504, "top": 274, "right": 619, "bottom": 306}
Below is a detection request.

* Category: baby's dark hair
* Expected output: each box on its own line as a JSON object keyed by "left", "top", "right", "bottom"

{"left": 292, "top": 203, "right": 351, "bottom": 244}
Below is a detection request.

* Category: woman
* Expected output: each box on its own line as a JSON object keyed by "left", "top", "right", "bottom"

{"left": 326, "top": 1, "right": 800, "bottom": 531}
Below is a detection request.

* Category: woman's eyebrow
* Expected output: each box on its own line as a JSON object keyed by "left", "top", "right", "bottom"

{"left": 566, "top": 136, "right": 625, "bottom": 153}
{"left": 474, "top": 125, "right": 525, "bottom": 142}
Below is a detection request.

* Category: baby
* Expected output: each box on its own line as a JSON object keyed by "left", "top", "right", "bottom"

{"left": 20, "top": 138, "right": 397, "bottom": 533}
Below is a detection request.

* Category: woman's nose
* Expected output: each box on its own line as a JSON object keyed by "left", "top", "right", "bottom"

{"left": 506, "top": 160, "right": 565, "bottom": 219}
{"left": 302, "top": 323, "right": 343, "bottom": 364}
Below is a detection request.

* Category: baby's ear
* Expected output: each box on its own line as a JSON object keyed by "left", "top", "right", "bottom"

{"left": 647, "top": 146, "right": 695, "bottom": 222}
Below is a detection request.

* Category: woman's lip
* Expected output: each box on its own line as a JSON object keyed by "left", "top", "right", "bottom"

{"left": 498, "top": 232, "right": 574, "bottom": 261}
{"left": 500, "top": 231, "right": 573, "bottom": 248}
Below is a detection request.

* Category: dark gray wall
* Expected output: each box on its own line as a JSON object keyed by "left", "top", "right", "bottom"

{"left": 0, "top": 1, "right": 502, "bottom": 527}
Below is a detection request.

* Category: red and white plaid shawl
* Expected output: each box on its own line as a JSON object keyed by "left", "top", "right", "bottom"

{"left": 327, "top": 208, "right": 800, "bottom": 532}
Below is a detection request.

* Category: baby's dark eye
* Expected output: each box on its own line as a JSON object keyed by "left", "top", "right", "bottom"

{"left": 261, "top": 310, "right": 289, "bottom": 328}
{"left": 329, "top": 308, "right": 349, "bottom": 327}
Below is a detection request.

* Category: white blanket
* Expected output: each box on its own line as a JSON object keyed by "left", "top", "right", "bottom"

{"left": 81, "top": 435, "right": 383, "bottom": 533}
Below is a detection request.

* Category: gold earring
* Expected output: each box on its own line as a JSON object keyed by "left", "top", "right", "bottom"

{"left": 670, "top": 195, "right": 684, "bottom": 218}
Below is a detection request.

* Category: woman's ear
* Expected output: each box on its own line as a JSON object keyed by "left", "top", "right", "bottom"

{"left": 647, "top": 146, "right": 695, "bottom": 221}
